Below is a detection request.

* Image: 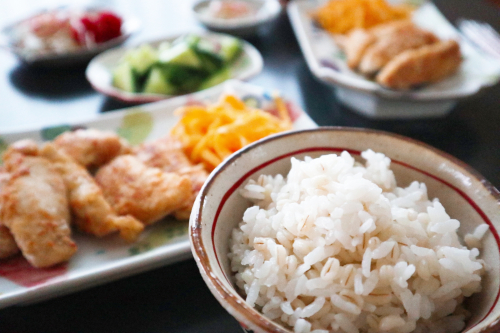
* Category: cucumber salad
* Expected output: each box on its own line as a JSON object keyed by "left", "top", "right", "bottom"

{"left": 112, "top": 34, "right": 243, "bottom": 95}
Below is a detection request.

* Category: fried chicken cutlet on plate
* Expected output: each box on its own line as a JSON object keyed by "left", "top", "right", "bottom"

{"left": 40, "top": 143, "right": 144, "bottom": 242}
{"left": 53, "top": 129, "right": 206, "bottom": 220}
{"left": 0, "top": 128, "right": 208, "bottom": 268}
{"left": 357, "top": 23, "right": 439, "bottom": 75}
{"left": 0, "top": 224, "right": 19, "bottom": 259}
{"left": 95, "top": 155, "right": 192, "bottom": 224}
{"left": 0, "top": 144, "right": 77, "bottom": 268}
{"left": 335, "top": 20, "right": 462, "bottom": 89}
{"left": 53, "top": 128, "right": 132, "bottom": 169}
{"left": 376, "top": 39, "right": 462, "bottom": 90}
{"left": 335, "top": 20, "right": 422, "bottom": 70}
{"left": 133, "top": 135, "right": 208, "bottom": 220}
{"left": 0, "top": 167, "right": 19, "bottom": 260}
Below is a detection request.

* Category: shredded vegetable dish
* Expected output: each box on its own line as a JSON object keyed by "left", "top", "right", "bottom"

{"left": 314, "top": 0, "right": 414, "bottom": 35}
{"left": 171, "top": 94, "right": 292, "bottom": 171}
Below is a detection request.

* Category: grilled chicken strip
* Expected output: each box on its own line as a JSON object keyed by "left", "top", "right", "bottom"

{"left": 133, "top": 135, "right": 208, "bottom": 220}
{"left": 53, "top": 128, "right": 131, "bottom": 169}
{"left": 40, "top": 143, "right": 144, "bottom": 242}
{"left": 95, "top": 155, "right": 192, "bottom": 224}
{"left": 0, "top": 225, "right": 18, "bottom": 259}
{"left": 337, "top": 20, "right": 416, "bottom": 70}
{"left": 1, "top": 148, "right": 76, "bottom": 268}
{"left": 358, "top": 25, "right": 438, "bottom": 75}
{"left": 335, "top": 29, "right": 377, "bottom": 70}
{"left": 376, "top": 39, "right": 462, "bottom": 89}
{"left": 0, "top": 167, "right": 19, "bottom": 260}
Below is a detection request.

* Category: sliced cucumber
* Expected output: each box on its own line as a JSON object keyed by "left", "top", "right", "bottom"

{"left": 195, "top": 49, "right": 224, "bottom": 74}
{"left": 161, "top": 64, "right": 208, "bottom": 90}
{"left": 199, "top": 67, "right": 231, "bottom": 90}
{"left": 220, "top": 36, "right": 243, "bottom": 63}
{"left": 123, "top": 44, "right": 158, "bottom": 76}
{"left": 113, "top": 62, "right": 137, "bottom": 93}
{"left": 196, "top": 39, "right": 218, "bottom": 55}
{"left": 182, "top": 34, "right": 201, "bottom": 48}
{"left": 143, "top": 67, "right": 177, "bottom": 95}
{"left": 113, "top": 34, "right": 243, "bottom": 94}
{"left": 158, "top": 42, "right": 202, "bottom": 69}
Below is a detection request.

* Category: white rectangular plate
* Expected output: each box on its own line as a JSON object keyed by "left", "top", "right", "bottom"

{"left": 0, "top": 79, "right": 317, "bottom": 309}
{"left": 287, "top": 0, "right": 500, "bottom": 100}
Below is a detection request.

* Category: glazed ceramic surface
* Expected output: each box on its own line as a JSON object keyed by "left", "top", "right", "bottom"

{"left": 0, "top": 6, "right": 140, "bottom": 67}
{"left": 190, "top": 127, "right": 500, "bottom": 333}
{"left": 0, "top": 80, "right": 316, "bottom": 309}
{"left": 85, "top": 31, "right": 263, "bottom": 103}
{"left": 192, "top": 0, "right": 282, "bottom": 37}
{"left": 287, "top": 1, "right": 500, "bottom": 119}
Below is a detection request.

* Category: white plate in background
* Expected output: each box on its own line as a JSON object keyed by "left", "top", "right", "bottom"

{"left": 0, "top": 6, "right": 141, "bottom": 67}
{"left": 192, "top": 0, "right": 282, "bottom": 37}
{"left": 85, "top": 32, "right": 264, "bottom": 104}
{"left": 287, "top": 1, "right": 500, "bottom": 119}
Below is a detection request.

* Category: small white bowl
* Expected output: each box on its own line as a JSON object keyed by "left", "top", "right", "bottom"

{"left": 287, "top": 1, "right": 500, "bottom": 119}
{"left": 190, "top": 127, "right": 500, "bottom": 333}
{"left": 85, "top": 32, "right": 264, "bottom": 104}
{"left": 193, "top": 0, "right": 282, "bottom": 37}
{"left": 0, "top": 6, "right": 140, "bottom": 67}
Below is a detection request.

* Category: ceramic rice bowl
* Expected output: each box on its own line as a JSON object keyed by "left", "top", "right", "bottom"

{"left": 189, "top": 127, "right": 500, "bottom": 333}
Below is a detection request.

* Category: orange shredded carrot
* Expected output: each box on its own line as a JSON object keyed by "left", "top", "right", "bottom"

{"left": 314, "top": 0, "right": 415, "bottom": 35}
{"left": 171, "top": 94, "right": 292, "bottom": 171}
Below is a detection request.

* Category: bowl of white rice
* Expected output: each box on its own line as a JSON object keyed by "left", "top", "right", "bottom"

{"left": 189, "top": 127, "right": 500, "bottom": 333}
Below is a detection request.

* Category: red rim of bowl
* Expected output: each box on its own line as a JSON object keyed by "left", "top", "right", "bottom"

{"left": 190, "top": 126, "right": 500, "bottom": 333}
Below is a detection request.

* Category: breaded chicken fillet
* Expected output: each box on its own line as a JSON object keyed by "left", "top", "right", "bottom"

{"left": 95, "top": 155, "right": 192, "bottom": 224}
{"left": 376, "top": 40, "right": 462, "bottom": 89}
{"left": 335, "top": 29, "right": 377, "bottom": 70}
{"left": 0, "top": 225, "right": 19, "bottom": 259}
{"left": 53, "top": 128, "right": 131, "bottom": 169}
{"left": 337, "top": 20, "right": 417, "bottom": 70}
{"left": 133, "top": 136, "right": 208, "bottom": 220}
{"left": 40, "top": 143, "right": 144, "bottom": 242}
{"left": 1, "top": 149, "right": 76, "bottom": 268}
{"left": 358, "top": 25, "right": 438, "bottom": 75}
{"left": 0, "top": 167, "right": 19, "bottom": 260}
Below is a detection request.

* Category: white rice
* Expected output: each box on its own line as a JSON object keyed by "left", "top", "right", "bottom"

{"left": 228, "top": 150, "right": 488, "bottom": 333}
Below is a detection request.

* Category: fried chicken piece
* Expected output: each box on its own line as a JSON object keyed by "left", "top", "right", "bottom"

{"left": 337, "top": 20, "right": 416, "bottom": 70}
{"left": 376, "top": 39, "right": 462, "bottom": 90}
{"left": 133, "top": 136, "right": 208, "bottom": 220}
{"left": 358, "top": 25, "right": 438, "bottom": 75}
{"left": 335, "top": 29, "right": 377, "bottom": 69}
{"left": 0, "top": 150, "right": 76, "bottom": 268}
{"left": 0, "top": 225, "right": 18, "bottom": 259}
{"left": 53, "top": 129, "right": 131, "bottom": 168}
{"left": 336, "top": 19, "right": 461, "bottom": 89}
{"left": 3, "top": 139, "right": 39, "bottom": 157}
{"left": 95, "top": 155, "right": 192, "bottom": 224}
{"left": 40, "top": 143, "right": 144, "bottom": 242}
{"left": 0, "top": 167, "right": 19, "bottom": 260}
{"left": 0, "top": 167, "right": 9, "bottom": 188}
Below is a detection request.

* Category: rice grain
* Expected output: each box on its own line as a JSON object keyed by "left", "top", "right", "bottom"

{"left": 229, "top": 150, "right": 486, "bottom": 333}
